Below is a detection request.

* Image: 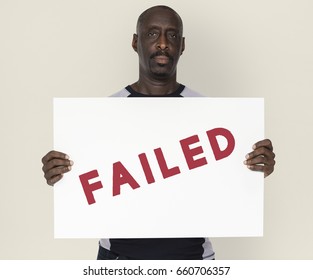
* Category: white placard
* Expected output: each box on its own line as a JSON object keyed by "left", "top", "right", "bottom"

{"left": 54, "top": 97, "right": 264, "bottom": 238}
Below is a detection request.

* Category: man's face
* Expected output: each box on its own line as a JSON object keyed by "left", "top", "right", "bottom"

{"left": 133, "top": 8, "right": 185, "bottom": 79}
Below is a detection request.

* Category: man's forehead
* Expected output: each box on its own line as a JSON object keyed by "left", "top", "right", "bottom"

{"left": 137, "top": 7, "right": 183, "bottom": 32}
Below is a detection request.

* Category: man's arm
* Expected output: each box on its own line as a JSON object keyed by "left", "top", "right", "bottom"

{"left": 244, "top": 139, "right": 276, "bottom": 177}
{"left": 41, "top": 150, "right": 73, "bottom": 185}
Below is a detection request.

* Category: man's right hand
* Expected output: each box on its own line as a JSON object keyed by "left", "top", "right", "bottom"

{"left": 41, "top": 150, "right": 74, "bottom": 186}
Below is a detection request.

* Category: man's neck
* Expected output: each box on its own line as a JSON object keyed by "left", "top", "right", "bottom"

{"left": 131, "top": 76, "right": 180, "bottom": 96}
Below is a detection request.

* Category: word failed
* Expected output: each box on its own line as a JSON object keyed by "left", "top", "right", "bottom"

{"left": 79, "top": 127, "right": 235, "bottom": 205}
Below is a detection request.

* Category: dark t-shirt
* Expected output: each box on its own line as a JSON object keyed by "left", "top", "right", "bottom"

{"left": 99, "top": 85, "right": 214, "bottom": 260}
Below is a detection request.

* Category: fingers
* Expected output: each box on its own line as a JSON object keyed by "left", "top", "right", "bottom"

{"left": 47, "top": 174, "right": 63, "bottom": 186}
{"left": 41, "top": 150, "right": 74, "bottom": 186}
{"left": 44, "top": 165, "right": 72, "bottom": 185}
{"left": 244, "top": 139, "right": 276, "bottom": 178}
{"left": 42, "top": 150, "right": 69, "bottom": 164}
{"left": 42, "top": 157, "right": 73, "bottom": 173}
{"left": 252, "top": 139, "right": 273, "bottom": 151}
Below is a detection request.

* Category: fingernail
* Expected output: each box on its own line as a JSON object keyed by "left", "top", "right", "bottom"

{"left": 65, "top": 154, "right": 69, "bottom": 159}
{"left": 69, "top": 160, "right": 74, "bottom": 166}
{"left": 252, "top": 145, "right": 256, "bottom": 150}
{"left": 245, "top": 154, "right": 250, "bottom": 159}
{"left": 68, "top": 166, "right": 72, "bottom": 171}
{"left": 244, "top": 160, "right": 247, "bottom": 165}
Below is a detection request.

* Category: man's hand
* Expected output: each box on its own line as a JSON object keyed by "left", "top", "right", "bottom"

{"left": 244, "top": 139, "right": 276, "bottom": 178}
{"left": 41, "top": 150, "right": 74, "bottom": 186}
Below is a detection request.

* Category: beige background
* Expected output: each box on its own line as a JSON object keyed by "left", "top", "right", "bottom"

{"left": 0, "top": 0, "right": 312, "bottom": 259}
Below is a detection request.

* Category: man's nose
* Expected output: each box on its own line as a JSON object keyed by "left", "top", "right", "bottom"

{"left": 157, "top": 34, "right": 168, "bottom": 50}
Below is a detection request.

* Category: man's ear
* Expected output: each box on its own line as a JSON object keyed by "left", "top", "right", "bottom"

{"left": 181, "top": 37, "right": 185, "bottom": 55}
{"left": 132, "top": 34, "right": 138, "bottom": 52}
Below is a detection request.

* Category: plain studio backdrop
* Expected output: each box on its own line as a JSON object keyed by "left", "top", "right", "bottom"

{"left": 1, "top": 0, "right": 312, "bottom": 259}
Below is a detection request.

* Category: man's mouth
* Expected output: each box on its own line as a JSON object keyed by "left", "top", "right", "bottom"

{"left": 154, "top": 55, "right": 170, "bottom": 64}
{"left": 151, "top": 51, "right": 172, "bottom": 65}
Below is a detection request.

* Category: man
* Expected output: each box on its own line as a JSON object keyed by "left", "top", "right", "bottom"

{"left": 42, "top": 5, "right": 276, "bottom": 260}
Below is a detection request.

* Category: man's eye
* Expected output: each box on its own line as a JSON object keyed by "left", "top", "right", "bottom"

{"left": 169, "top": 33, "right": 177, "bottom": 39}
{"left": 148, "top": 32, "right": 157, "bottom": 37}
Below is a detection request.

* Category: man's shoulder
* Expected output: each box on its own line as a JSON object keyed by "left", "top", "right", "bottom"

{"left": 109, "top": 88, "right": 130, "bottom": 97}
{"left": 181, "top": 86, "right": 205, "bottom": 97}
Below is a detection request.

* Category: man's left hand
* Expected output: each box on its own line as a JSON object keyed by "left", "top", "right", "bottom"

{"left": 244, "top": 139, "right": 276, "bottom": 178}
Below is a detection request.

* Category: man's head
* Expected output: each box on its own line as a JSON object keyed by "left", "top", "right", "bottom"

{"left": 132, "top": 5, "right": 185, "bottom": 80}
